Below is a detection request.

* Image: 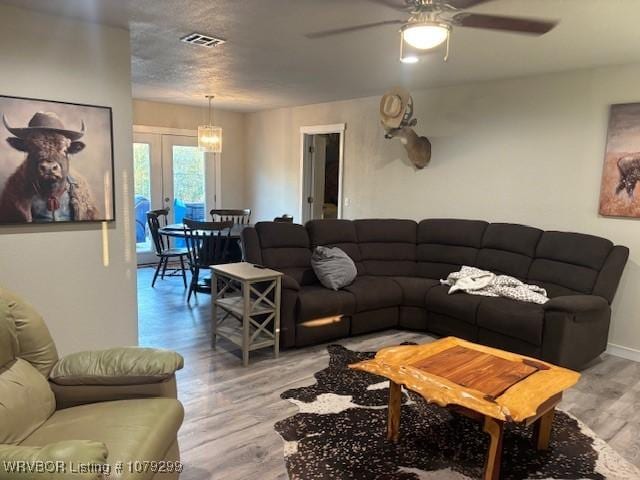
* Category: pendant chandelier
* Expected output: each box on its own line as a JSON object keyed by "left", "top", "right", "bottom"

{"left": 198, "top": 95, "right": 222, "bottom": 153}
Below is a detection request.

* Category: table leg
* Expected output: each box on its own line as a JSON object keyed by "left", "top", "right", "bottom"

{"left": 387, "top": 380, "right": 402, "bottom": 442}
{"left": 274, "top": 277, "right": 281, "bottom": 360}
{"left": 242, "top": 280, "right": 250, "bottom": 367}
{"left": 483, "top": 416, "right": 504, "bottom": 480}
{"left": 211, "top": 272, "right": 218, "bottom": 348}
{"left": 533, "top": 408, "right": 555, "bottom": 451}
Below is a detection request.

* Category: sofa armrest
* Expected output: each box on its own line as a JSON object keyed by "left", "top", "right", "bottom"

{"left": 0, "top": 441, "right": 108, "bottom": 479}
{"left": 542, "top": 296, "right": 612, "bottom": 369}
{"left": 49, "top": 347, "right": 183, "bottom": 386}
{"left": 543, "top": 295, "right": 609, "bottom": 314}
{"left": 282, "top": 275, "right": 300, "bottom": 291}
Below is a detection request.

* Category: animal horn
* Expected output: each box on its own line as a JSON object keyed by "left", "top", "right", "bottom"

{"left": 2, "top": 114, "right": 15, "bottom": 135}
{"left": 79, "top": 120, "right": 86, "bottom": 138}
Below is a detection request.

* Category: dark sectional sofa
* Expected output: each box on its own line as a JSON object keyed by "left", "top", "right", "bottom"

{"left": 241, "top": 219, "right": 629, "bottom": 370}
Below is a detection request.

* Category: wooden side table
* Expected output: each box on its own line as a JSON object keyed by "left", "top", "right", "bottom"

{"left": 210, "top": 262, "right": 282, "bottom": 366}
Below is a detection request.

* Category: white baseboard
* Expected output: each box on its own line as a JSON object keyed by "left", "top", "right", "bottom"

{"left": 607, "top": 343, "right": 640, "bottom": 363}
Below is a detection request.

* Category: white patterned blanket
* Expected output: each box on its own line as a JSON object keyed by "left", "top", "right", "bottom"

{"left": 441, "top": 266, "right": 549, "bottom": 304}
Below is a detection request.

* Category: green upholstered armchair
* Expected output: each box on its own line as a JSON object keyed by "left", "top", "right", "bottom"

{"left": 0, "top": 288, "right": 184, "bottom": 480}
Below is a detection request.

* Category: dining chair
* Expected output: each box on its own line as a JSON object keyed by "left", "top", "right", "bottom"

{"left": 274, "top": 214, "right": 294, "bottom": 223}
{"left": 210, "top": 208, "right": 251, "bottom": 225}
{"left": 183, "top": 219, "right": 234, "bottom": 302}
{"left": 147, "top": 209, "right": 189, "bottom": 288}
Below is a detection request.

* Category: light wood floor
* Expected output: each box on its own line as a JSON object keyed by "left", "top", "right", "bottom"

{"left": 137, "top": 267, "right": 640, "bottom": 479}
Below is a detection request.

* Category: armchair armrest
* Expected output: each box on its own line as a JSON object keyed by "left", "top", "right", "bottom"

{"left": 282, "top": 274, "right": 300, "bottom": 291}
{"left": 49, "top": 347, "right": 183, "bottom": 386}
{"left": 543, "top": 295, "right": 609, "bottom": 314}
{"left": 0, "top": 441, "right": 107, "bottom": 479}
{"left": 48, "top": 347, "right": 184, "bottom": 409}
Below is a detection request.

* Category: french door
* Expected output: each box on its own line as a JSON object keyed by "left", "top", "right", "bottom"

{"left": 133, "top": 131, "right": 215, "bottom": 265}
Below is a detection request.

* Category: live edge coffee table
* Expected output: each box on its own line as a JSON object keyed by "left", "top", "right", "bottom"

{"left": 350, "top": 337, "right": 580, "bottom": 480}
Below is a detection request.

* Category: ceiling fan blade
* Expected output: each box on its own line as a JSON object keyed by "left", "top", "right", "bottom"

{"left": 453, "top": 13, "right": 557, "bottom": 35}
{"left": 305, "top": 20, "right": 404, "bottom": 39}
{"left": 364, "top": 0, "right": 412, "bottom": 11}
{"left": 444, "top": 0, "right": 495, "bottom": 9}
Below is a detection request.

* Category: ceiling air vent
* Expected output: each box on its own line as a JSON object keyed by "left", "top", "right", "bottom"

{"left": 180, "top": 33, "right": 226, "bottom": 48}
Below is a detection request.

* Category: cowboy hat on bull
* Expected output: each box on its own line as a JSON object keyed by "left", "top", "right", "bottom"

{"left": 380, "top": 87, "right": 414, "bottom": 129}
{"left": 3, "top": 112, "right": 85, "bottom": 141}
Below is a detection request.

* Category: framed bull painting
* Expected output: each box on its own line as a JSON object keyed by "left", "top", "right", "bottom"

{"left": 599, "top": 103, "right": 640, "bottom": 218}
{"left": 0, "top": 94, "right": 114, "bottom": 224}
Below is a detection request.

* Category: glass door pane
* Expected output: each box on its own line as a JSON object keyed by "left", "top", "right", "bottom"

{"left": 133, "top": 142, "right": 152, "bottom": 252}
{"left": 133, "top": 132, "right": 163, "bottom": 265}
{"left": 172, "top": 145, "right": 206, "bottom": 222}
{"left": 161, "top": 135, "right": 207, "bottom": 226}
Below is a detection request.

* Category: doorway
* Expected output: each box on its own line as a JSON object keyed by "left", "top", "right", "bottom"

{"left": 300, "top": 124, "right": 345, "bottom": 223}
{"left": 133, "top": 128, "right": 217, "bottom": 265}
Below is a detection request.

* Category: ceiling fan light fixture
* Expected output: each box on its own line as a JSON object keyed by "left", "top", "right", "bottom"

{"left": 402, "top": 22, "right": 450, "bottom": 50}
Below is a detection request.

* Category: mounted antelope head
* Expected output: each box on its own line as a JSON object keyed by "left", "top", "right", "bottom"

{"left": 380, "top": 87, "right": 432, "bottom": 170}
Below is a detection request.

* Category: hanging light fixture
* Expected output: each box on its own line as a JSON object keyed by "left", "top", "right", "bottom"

{"left": 198, "top": 95, "right": 222, "bottom": 153}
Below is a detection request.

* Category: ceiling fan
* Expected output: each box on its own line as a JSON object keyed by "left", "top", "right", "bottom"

{"left": 305, "top": 0, "right": 558, "bottom": 63}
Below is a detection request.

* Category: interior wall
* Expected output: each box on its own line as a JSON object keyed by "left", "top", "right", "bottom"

{"left": 133, "top": 100, "right": 246, "bottom": 209}
{"left": 0, "top": 4, "right": 137, "bottom": 354}
{"left": 245, "top": 63, "right": 640, "bottom": 354}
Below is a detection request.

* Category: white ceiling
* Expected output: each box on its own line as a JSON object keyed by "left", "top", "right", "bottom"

{"left": 3, "top": 0, "right": 640, "bottom": 112}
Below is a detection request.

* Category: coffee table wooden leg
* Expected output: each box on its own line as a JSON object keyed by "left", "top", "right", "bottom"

{"left": 483, "top": 416, "right": 504, "bottom": 480}
{"left": 387, "top": 380, "right": 402, "bottom": 442}
{"left": 534, "top": 408, "right": 555, "bottom": 451}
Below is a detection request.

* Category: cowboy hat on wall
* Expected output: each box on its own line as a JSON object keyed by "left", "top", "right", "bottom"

{"left": 380, "top": 87, "right": 432, "bottom": 170}
{"left": 0, "top": 95, "right": 114, "bottom": 224}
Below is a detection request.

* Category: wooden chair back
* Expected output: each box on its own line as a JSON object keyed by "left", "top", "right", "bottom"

{"left": 183, "top": 219, "right": 234, "bottom": 268}
{"left": 210, "top": 208, "right": 251, "bottom": 225}
{"left": 146, "top": 209, "right": 170, "bottom": 255}
{"left": 274, "top": 214, "right": 294, "bottom": 223}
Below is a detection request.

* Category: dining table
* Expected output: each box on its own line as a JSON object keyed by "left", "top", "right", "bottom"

{"left": 159, "top": 223, "right": 252, "bottom": 239}
{"left": 159, "top": 223, "right": 252, "bottom": 267}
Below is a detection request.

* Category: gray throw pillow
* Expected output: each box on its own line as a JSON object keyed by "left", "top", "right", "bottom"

{"left": 311, "top": 246, "right": 357, "bottom": 291}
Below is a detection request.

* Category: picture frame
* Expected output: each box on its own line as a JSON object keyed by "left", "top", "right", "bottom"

{"left": 599, "top": 103, "right": 640, "bottom": 218}
{"left": 0, "top": 94, "right": 115, "bottom": 224}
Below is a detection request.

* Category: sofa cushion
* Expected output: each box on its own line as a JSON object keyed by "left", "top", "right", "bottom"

{"left": 49, "top": 347, "right": 184, "bottom": 386}
{"left": 343, "top": 276, "right": 403, "bottom": 312}
{"left": 528, "top": 281, "right": 577, "bottom": 299}
{"left": 417, "top": 219, "right": 488, "bottom": 279}
{"left": 297, "top": 285, "right": 356, "bottom": 322}
{"left": 527, "top": 231, "right": 613, "bottom": 296}
{"left": 0, "top": 358, "right": 56, "bottom": 445}
{"left": 476, "top": 223, "right": 542, "bottom": 278}
{"left": 354, "top": 219, "right": 417, "bottom": 276}
{"left": 0, "top": 287, "right": 59, "bottom": 377}
{"left": 21, "top": 398, "right": 183, "bottom": 480}
{"left": 307, "top": 219, "right": 364, "bottom": 274}
{"left": 534, "top": 231, "right": 613, "bottom": 270}
{"left": 425, "top": 285, "right": 483, "bottom": 324}
{"left": 528, "top": 232, "right": 613, "bottom": 294}
{"left": 476, "top": 297, "right": 545, "bottom": 346}
{"left": 255, "top": 222, "right": 317, "bottom": 285}
{"left": 391, "top": 277, "right": 439, "bottom": 306}
{"left": 0, "top": 300, "right": 18, "bottom": 368}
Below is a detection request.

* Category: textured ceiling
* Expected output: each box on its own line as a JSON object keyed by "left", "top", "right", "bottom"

{"left": 3, "top": 0, "right": 640, "bottom": 112}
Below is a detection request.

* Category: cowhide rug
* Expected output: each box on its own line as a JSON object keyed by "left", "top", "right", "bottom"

{"left": 275, "top": 344, "right": 640, "bottom": 480}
